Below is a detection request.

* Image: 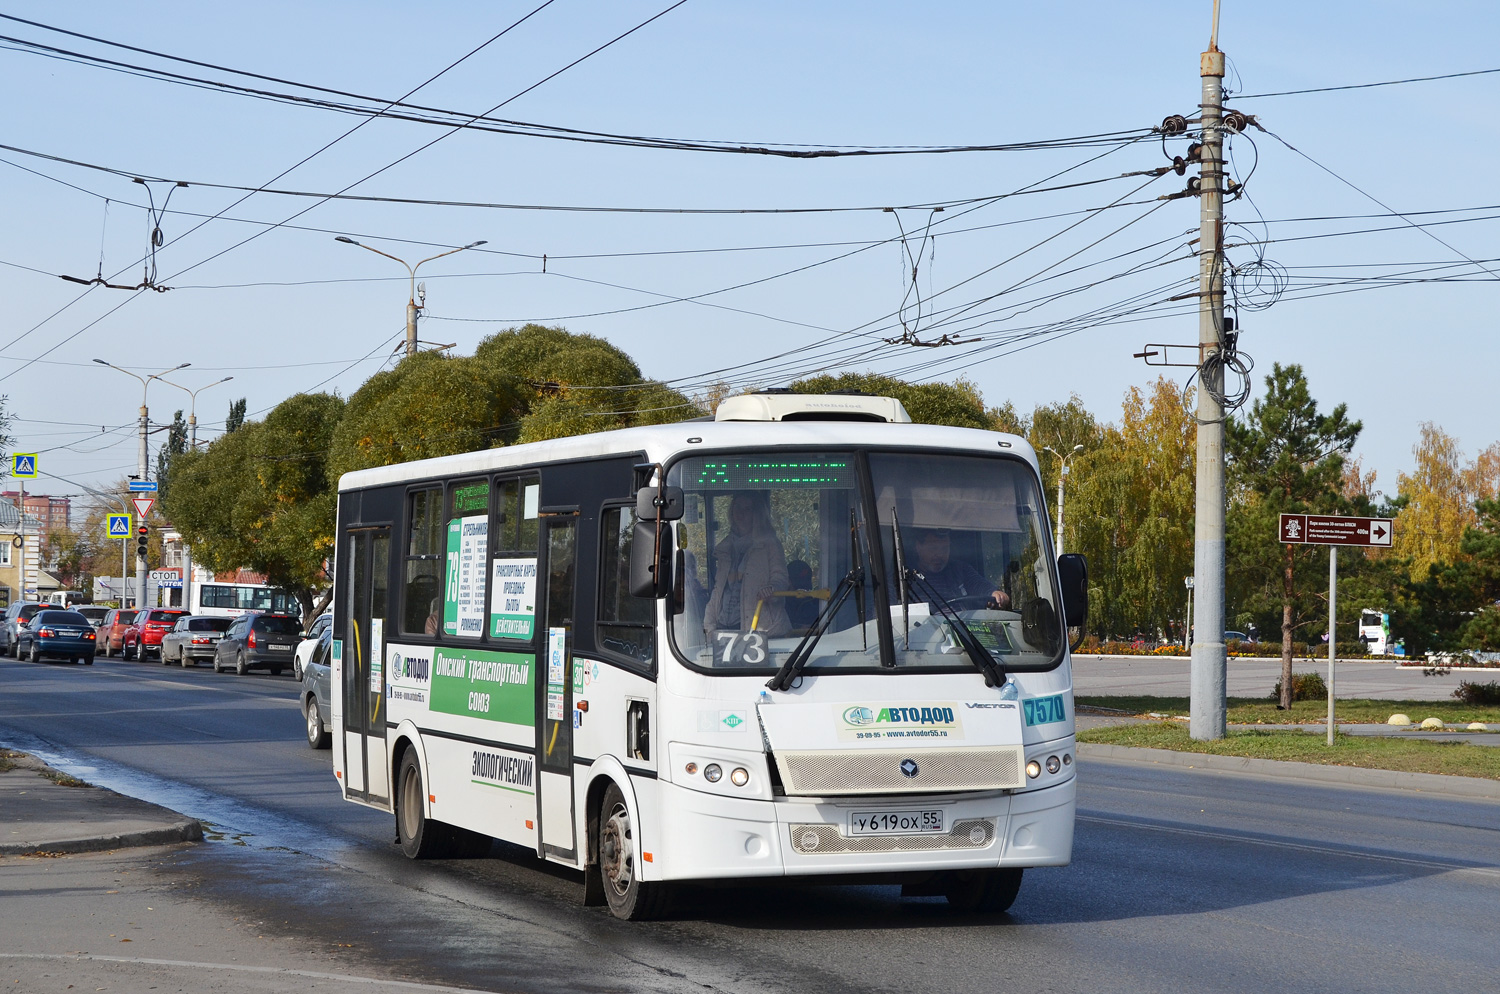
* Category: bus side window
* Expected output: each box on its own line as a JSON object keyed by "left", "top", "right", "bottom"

{"left": 403, "top": 487, "right": 444, "bottom": 635}
{"left": 598, "top": 505, "right": 654, "bottom": 667}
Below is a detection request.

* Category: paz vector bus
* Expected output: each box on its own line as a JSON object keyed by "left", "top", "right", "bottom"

{"left": 328, "top": 392, "right": 1088, "bottom": 919}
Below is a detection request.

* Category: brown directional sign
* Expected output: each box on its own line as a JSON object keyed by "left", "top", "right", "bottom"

{"left": 1279, "top": 513, "right": 1393, "bottom": 547}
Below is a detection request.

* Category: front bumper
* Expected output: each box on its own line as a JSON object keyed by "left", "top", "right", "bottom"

{"left": 653, "top": 776, "right": 1075, "bottom": 881}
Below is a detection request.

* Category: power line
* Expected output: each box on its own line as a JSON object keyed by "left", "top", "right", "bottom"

{"left": 1235, "top": 66, "right": 1500, "bottom": 99}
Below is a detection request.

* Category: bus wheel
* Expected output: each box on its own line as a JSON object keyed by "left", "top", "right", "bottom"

{"left": 396, "top": 751, "right": 450, "bottom": 859}
{"left": 944, "top": 868, "right": 1023, "bottom": 913}
{"left": 598, "top": 783, "right": 669, "bottom": 920}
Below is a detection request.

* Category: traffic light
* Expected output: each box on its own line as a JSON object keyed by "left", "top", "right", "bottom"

{"left": 136, "top": 525, "right": 149, "bottom": 561}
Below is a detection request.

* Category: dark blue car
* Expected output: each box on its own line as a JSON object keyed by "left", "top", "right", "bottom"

{"left": 18, "top": 609, "right": 98, "bottom": 664}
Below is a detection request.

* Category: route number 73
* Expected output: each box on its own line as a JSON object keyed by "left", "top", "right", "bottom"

{"left": 713, "top": 631, "right": 767, "bottom": 665}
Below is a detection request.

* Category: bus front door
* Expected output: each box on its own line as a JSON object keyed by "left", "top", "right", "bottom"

{"left": 343, "top": 527, "right": 391, "bottom": 805}
{"left": 538, "top": 514, "right": 577, "bottom": 859}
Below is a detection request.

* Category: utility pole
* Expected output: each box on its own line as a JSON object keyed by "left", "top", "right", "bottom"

{"left": 158, "top": 375, "right": 233, "bottom": 612}
{"left": 94, "top": 359, "right": 190, "bottom": 612}
{"left": 1190, "top": 11, "right": 1229, "bottom": 741}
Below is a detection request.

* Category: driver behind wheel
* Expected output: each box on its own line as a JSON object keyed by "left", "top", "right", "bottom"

{"left": 908, "top": 528, "right": 1009, "bottom": 609}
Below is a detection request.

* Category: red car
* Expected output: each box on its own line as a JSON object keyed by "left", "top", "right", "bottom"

{"left": 123, "top": 609, "right": 191, "bottom": 661}
{"left": 100, "top": 608, "right": 136, "bottom": 657}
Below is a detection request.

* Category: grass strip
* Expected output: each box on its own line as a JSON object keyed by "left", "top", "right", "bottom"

{"left": 1079, "top": 721, "right": 1500, "bottom": 780}
{"left": 1077, "top": 695, "right": 1500, "bottom": 725}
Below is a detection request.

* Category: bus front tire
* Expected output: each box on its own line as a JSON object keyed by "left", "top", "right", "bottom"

{"left": 944, "top": 867, "right": 1023, "bottom": 913}
{"left": 597, "top": 783, "right": 669, "bottom": 920}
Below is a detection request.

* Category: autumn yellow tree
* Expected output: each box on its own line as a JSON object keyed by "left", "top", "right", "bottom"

{"left": 1393, "top": 424, "right": 1500, "bottom": 579}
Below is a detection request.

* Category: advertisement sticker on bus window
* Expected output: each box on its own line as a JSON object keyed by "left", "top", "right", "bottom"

{"left": 489, "top": 558, "right": 538, "bottom": 639}
{"left": 836, "top": 703, "right": 964, "bottom": 742}
{"left": 523, "top": 484, "right": 539, "bottom": 520}
{"left": 545, "top": 627, "right": 566, "bottom": 722}
{"left": 428, "top": 645, "right": 534, "bottom": 725}
{"left": 444, "top": 515, "right": 488, "bottom": 639}
{"left": 369, "top": 618, "right": 384, "bottom": 693}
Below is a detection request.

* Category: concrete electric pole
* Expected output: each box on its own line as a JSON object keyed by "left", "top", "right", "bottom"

{"left": 333, "top": 237, "right": 487, "bottom": 358}
{"left": 1190, "top": 17, "right": 1229, "bottom": 742}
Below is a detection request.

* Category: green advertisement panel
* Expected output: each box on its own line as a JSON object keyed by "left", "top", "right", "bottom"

{"left": 429, "top": 645, "right": 535, "bottom": 726}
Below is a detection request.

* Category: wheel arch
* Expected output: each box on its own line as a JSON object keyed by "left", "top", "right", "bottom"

{"left": 581, "top": 756, "right": 648, "bottom": 881}
{"left": 388, "top": 721, "right": 430, "bottom": 817}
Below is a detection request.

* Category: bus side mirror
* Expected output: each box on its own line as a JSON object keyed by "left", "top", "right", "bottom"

{"left": 634, "top": 486, "right": 684, "bottom": 522}
{"left": 629, "top": 519, "right": 675, "bottom": 598}
{"left": 1057, "top": 553, "right": 1088, "bottom": 628}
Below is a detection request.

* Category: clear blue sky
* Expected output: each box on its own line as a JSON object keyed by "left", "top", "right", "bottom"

{"left": 0, "top": 1, "right": 1494, "bottom": 502}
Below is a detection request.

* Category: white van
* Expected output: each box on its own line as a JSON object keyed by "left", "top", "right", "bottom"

{"left": 47, "top": 591, "right": 87, "bottom": 607}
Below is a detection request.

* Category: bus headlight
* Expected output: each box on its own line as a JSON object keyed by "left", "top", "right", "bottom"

{"left": 1046, "top": 755, "right": 1061, "bottom": 774}
{"left": 730, "top": 767, "right": 749, "bottom": 787}
{"left": 703, "top": 763, "right": 723, "bottom": 783}
{"left": 1026, "top": 760, "right": 1042, "bottom": 779}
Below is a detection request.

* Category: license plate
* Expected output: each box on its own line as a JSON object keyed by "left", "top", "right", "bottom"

{"left": 849, "top": 809, "right": 945, "bottom": 836}
{"left": 269, "top": 643, "right": 291, "bottom": 651}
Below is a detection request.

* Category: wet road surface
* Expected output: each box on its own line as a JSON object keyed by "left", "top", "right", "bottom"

{"left": 2, "top": 654, "right": 1497, "bottom": 993}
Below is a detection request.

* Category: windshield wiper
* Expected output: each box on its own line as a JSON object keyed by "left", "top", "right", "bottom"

{"left": 905, "top": 570, "right": 1008, "bottom": 688}
{"left": 891, "top": 506, "right": 910, "bottom": 655}
{"left": 765, "top": 568, "right": 862, "bottom": 692}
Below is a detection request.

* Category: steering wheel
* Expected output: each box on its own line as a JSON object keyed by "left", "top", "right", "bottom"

{"left": 946, "top": 594, "right": 1007, "bottom": 611}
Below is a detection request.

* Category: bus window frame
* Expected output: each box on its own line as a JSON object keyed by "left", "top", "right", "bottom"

{"left": 593, "top": 500, "right": 656, "bottom": 677}
{"left": 485, "top": 471, "right": 543, "bottom": 650}
{"left": 400, "top": 484, "right": 446, "bottom": 639}
{"left": 660, "top": 444, "right": 1069, "bottom": 678}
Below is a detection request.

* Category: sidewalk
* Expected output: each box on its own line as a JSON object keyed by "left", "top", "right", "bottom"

{"left": 0, "top": 752, "right": 201, "bottom": 855}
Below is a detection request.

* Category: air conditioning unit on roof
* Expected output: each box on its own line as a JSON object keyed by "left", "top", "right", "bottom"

{"left": 714, "top": 392, "right": 912, "bottom": 424}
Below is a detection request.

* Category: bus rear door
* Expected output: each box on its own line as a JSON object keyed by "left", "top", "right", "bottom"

{"left": 343, "top": 527, "right": 391, "bottom": 804}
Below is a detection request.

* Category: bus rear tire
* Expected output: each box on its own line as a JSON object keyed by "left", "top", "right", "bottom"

{"left": 598, "top": 783, "right": 669, "bottom": 920}
{"left": 944, "top": 867, "right": 1023, "bottom": 913}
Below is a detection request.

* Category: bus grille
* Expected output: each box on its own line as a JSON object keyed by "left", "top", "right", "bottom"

{"left": 772, "top": 746, "right": 1024, "bottom": 796}
{"left": 789, "top": 819, "right": 996, "bottom": 855}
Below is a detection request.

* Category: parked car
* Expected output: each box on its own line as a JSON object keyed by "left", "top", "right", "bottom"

{"left": 213, "top": 611, "right": 302, "bottom": 675}
{"left": 300, "top": 626, "right": 333, "bottom": 749}
{"left": 75, "top": 605, "right": 108, "bottom": 628}
{"left": 123, "top": 608, "right": 191, "bottom": 660}
{"left": 1, "top": 602, "right": 45, "bottom": 656}
{"left": 100, "top": 608, "right": 136, "bottom": 657}
{"left": 160, "top": 615, "right": 233, "bottom": 667}
{"left": 293, "top": 612, "right": 332, "bottom": 681}
{"left": 16, "top": 609, "right": 97, "bottom": 664}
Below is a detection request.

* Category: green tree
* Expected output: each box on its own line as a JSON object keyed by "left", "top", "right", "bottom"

{"left": 1226, "top": 363, "right": 1362, "bottom": 707}
{"left": 155, "top": 410, "right": 188, "bottom": 500}
{"left": 1066, "top": 378, "right": 1195, "bottom": 639}
{"left": 1027, "top": 394, "right": 1105, "bottom": 538}
{"left": 224, "top": 398, "right": 247, "bottom": 434}
{"left": 789, "top": 372, "right": 993, "bottom": 429}
{"left": 165, "top": 392, "right": 345, "bottom": 622}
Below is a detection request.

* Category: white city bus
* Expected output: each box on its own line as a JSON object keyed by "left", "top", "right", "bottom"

{"left": 330, "top": 393, "right": 1087, "bottom": 919}
{"left": 189, "top": 581, "right": 299, "bottom": 618}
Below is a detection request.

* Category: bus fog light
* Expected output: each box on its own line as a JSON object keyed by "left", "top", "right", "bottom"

{"left": 1062, "top": 753, "right": 1072, "bottom": 766}
{"left": 1026, "top": 760, "right": 1041, "bottom": 779}
{"left": 684, "top": 762, "right": 698, "bottom": 775}
{"left": 730, "top": 767, "right": 749, "bottom": 786}
{"left": 1046, "top": 755, "right": 1061, "bottom": 774}
{"left": 703, "top": 763, "right": 723, "bottom": 783}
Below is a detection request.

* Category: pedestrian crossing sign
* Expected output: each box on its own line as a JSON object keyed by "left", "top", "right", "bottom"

{"left": 107, "top": 513, "right": 132, "bottom": 538}
{"left": 11, "top": 453, "right": 36, "bottom": 478}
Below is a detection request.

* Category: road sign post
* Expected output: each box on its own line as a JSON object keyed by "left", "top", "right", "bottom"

{"left": 1280, "top": 513, "right": 1395, "bottom": 745}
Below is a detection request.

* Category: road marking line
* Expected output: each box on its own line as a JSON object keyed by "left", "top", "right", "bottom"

{"left": 0, "top": 953, "right": 516, "bottom": 993}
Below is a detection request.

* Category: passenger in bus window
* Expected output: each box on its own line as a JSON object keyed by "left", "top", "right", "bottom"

{"left": 907, "top": 528, "right": 1009, "bottom": 609}
{"left": 425, "top": 598, "right": 440, "bottom": 636}
{"left": 703, "top": 493, "right": 790, "bottom": 637}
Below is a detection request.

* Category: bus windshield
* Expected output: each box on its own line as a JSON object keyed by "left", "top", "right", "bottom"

{"left": 668, "top": 450, "right": 1061, "bottom": 674}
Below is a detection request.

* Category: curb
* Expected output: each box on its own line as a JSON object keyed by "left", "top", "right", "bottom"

{"left": 1077, "top": 743, "right": 1500, "bottom": 801}
{"left": 0, "top": 819, "right": 204, "bottom": 857}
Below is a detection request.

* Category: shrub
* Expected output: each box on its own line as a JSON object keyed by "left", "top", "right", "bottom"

{"left": 1452, "top": 680, "right": 1500, "bottom": 706}
{"left": 1270, "top": 671, "right": 1328, "bottom": 702}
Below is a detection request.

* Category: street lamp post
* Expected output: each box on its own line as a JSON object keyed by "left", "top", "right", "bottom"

{"left": 93, "top": 359, "right": 190, "bottom": 609}
{"left": 334, "top": 236, "right": 487, "bottom": 358}
{"left": 155, "top": 375, "right": 234, "bottom": 611}
{"left": 1042, "top": 444, "right": 1086, "bottom": 556}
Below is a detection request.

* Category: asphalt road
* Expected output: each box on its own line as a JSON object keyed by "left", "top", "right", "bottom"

{"left": 1, "top": 654, "right": 1497, "bottom": 993}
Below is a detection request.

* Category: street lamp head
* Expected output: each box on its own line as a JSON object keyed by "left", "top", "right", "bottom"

{"left": 335, "top": 236, "right": 358, "bottom": 245}
{"left": 1072, "top": 444, "right": 1085, "bottom": 454}
{"left": 92, "top": 358, "right": 110, "bottom": 366}
{"left": 465, "top": 240, "right": 488, "bottom": 249}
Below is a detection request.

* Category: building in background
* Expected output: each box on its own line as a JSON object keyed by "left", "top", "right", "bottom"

{"left": 0, "top": 492, "right": 70, "bottom": 534}
{"left": 0, "top": 497, "right": 58, "bottom": 607}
